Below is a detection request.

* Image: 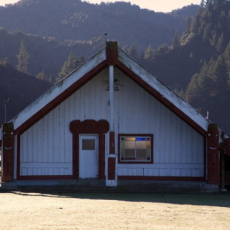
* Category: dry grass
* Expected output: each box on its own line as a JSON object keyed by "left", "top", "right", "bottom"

{"left": 0, "top": 192, "right": 230, "bottom": 229}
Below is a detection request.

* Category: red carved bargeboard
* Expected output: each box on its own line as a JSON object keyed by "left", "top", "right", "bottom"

{"left": 2, "top": 122, "right": 14, "bottom": 182}
{"left": 207, "top": 124, "right": 219, "bottom": 184}
{"left": 70, "top": 119, "right": 109, "bottom": 179}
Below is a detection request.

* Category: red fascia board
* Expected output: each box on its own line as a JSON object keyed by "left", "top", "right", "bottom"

{"left": 116, "top": 61, "right": 207, "bottom": 137}
{"left": 15, "top": 60, "right": 107, "bottom": 134}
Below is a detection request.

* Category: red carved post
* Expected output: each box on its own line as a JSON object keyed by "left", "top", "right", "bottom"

{"left": 106, "top": 42, "right": 118, "bottom": 65}
{"left": 207, "top": 124, "right": 219, "bottom": 184}
{"left": 108, "top": 157, "right": 116, "bottom": 180}
{"left": 2, "top": 122, "right": 14, "bottom": 182}
{"left": 109, "top": 132, "right": 115, "bottom": 154}
{"left": 99, "top": 134, "right": 106, "bottom": 179}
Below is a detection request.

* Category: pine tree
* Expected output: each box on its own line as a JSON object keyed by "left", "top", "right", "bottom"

{"left": 67, "top": 51, "right": 77, "bottom": 71}
{"left": 0, "top": 57, "right": 12, "bottom": 68}
{"left": 76, "top": 56, "right": 85, "bottom": 67}
{"left": 157, "top": 43, "right": 169, "bottom": 57}
{"left": 59, "top": 51, "right": 77, "bottom": 78}
{"left": 191, "top": 10, "right": 203, "bottom": 34}
{"left": 224, "top": 41, "right": 230, "bottom": 77}
{"left": 172, "top": 30, "right": 180, "bottom": 48}
{"left": 16, "top": 40, "right": 30, "bottom": 73}
{"left": 186, "top": 16, "right": 192, "bottom": 33}
{"left": 128, "top": 43, "right": 139, "bottom": 60}
{"left": 36, "top": 71, "right": 47, "bottom": 81}
{"left": 144, "top": 44, "right": 155, "bottom": 61}
{"left": 49, "top": 75, "right": 56, "bottom": 84}
{"left": 216, "top": 33, "right": 224, "bottom": 52}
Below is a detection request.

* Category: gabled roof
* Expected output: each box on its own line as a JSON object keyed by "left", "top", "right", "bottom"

{"left": 11, "top": 42, "right": 210, "bottom": 136}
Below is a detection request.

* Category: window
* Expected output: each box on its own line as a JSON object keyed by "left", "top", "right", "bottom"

{"left": 118, "top": 134, "right": 153, "bottom": 164}
{"left": 82, "top": 139, "right": 95, "bottom": 150}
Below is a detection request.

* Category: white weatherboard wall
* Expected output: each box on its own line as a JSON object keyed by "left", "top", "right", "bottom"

{"left": 20, "top": 69, "right": 109, "bottom": 176}
{"left": 113, "top": 68, "right": 204, "bottom": 177}
{"left": 19, "top": 66, "right": 204, "bottom": 178}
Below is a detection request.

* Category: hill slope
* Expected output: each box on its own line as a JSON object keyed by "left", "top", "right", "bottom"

{"left": 0, "top": 0, "right": 199, "bottom": 51}
{"left": 139, "top": 1, "right": 230, "bottom": 133}
{"left": 0, "top": 64, "right": 53, "bottom": 124}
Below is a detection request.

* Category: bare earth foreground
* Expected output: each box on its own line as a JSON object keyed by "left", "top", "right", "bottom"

{"left": 0, "top": 192, "right": 230, "bottom": 230}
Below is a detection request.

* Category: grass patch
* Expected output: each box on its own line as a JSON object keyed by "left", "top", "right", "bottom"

{"left": 0, "top": 192, "right": 230, "bottom": 229}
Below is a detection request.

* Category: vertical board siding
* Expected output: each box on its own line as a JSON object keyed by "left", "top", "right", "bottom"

{"left": 114, "top": 67, "right": 204, "bottom": 177}
{"left": 20, "top": 67, "right": 204, "bottom": 178}
{"left": 20, "top": 71, "right": 109, "bottom": 176}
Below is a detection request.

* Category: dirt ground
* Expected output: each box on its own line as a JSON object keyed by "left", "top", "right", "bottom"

{"left": 0, "top": 192, "right": 230, "bottom": 229}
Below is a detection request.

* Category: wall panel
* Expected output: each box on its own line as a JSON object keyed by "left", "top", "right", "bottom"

{"left": 19, "top": 67, "right": 204, "bottom": 178}
{"left": 20, "top": 70, "right": 109, "bottom": 176}
{"left": 114, "top": 67, "right": 205, "bottom": 177}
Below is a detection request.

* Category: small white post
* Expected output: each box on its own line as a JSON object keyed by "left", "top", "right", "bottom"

{"left": 106, "top": 65, "right": 117, "bottom": 187}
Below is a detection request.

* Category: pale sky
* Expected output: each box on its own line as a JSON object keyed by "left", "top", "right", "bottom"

{"left": 0, "top": 0, "right": 201, "bottom": 12}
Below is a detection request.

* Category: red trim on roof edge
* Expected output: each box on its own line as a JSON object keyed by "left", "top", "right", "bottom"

{"left": 116, "top": 61, "right": 207, "bottom": 136}
{"left": 15, "top": 60, "right": 107, "bottom": 134}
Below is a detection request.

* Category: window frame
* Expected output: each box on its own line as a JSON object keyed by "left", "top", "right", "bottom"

{"left": 118, "top": 134, "right": 153, "bottom": 164}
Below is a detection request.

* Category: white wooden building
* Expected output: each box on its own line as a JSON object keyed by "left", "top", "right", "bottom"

{"left": 0, "top": 42, "right": 224, "bottom": 189}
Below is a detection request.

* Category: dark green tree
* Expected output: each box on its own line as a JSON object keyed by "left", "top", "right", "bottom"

{"left": 172, "top": 30, "right": 180, "bottom": 48}
{"left": 36, "top": 71, "right": 47, "bottom": 81}
{"left": 128, "top": 43, "right": 139, "bottom": 60}
{"left": 144, "top": 44, "right": 155, "bottom": 61}
{"left": 186, "top": 16, "right": 192, "bottom": 33}
{"left": 156, "top": 43, "right": 169, "bottom": 57}
{"left": 59, "top": 51, "right": 77, "bottom": 78}
{"left": 76, "top": 55, "right": 85, "bottom": 67}
{"left": 49, "top": 75, "right": 56, "bottom": 84}
{"left": 216, "top": 33, "right": 224, "bottom": 52}
{"left": 0, "top": 57, "right": 12, "bottom": 68}
{"left": 224, "top": 41, "right": 230, "bottom": 77}
{"left": 16, "top": 40, "right": 30, "bottom": 73}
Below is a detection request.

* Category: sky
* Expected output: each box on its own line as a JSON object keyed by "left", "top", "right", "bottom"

{"left": 0, "top": 0, "right": 201, "bottom": 12}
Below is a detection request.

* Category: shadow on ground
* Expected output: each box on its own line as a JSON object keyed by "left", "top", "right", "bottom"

{"left": 3, "top": 191, "right": 230, "bottom": 208}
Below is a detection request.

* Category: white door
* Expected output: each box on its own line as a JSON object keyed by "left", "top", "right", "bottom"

{"left": 79, "top": 135, "right": 99, "bottom": 179}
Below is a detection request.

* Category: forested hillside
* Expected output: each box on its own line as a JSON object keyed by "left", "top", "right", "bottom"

{"left": 0, "top": 27, "right": 102, "bottom": 78}
{"left": 139, "top": 0, "right": 230, "bottom": 133}
{"left": 1, "top": 0, "right": 230, "bottom": 134}
{"left": 0, "top": 60, "right": 52, "bottom": 124}
{"left": 0, "top": 0, "right": 198, "bottom": 51}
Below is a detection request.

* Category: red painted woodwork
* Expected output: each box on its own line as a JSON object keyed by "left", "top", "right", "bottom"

{"left": 118, "top": 176, "right": 205, "bottom": 181}
{"left": 106, "top": 42, "right": 118, "bottom": 65}
{"left": 207, "top": 124, "right": 219, "bottom": 184}
{"left": 70, "top": 119, "right": 109, "bottom": 134}
{"left": 108, "top": 157, "right": 116, "bottom": 180}
{"left": 118, "top": 134, "right": 154, "bottom": 164}
{"left": 2, "top": 122, "right": 14, "bottom": 182}
{"left": 109, "top": 132, "right": 115, "bottom": 154}
{"left": 12, "top": 44, "right": 209, "bottom": 182}
{"left": 70, "top": 119, "right": 109, "bottom": 179}
{"left": 15, "top": 60, "right": 107, "bottom": 134}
